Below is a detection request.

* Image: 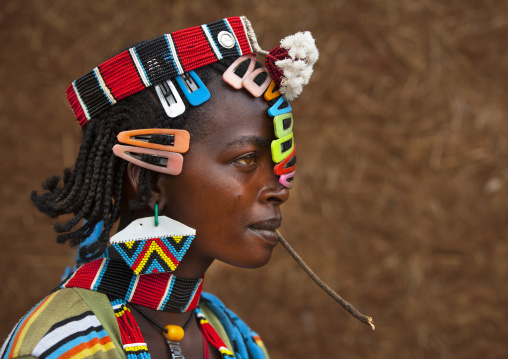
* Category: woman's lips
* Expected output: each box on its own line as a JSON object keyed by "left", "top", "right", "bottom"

{"left": 248, "top": 218, "right": 281, "bottom": 246}
{"left": 249, "top": 218, "right": 282, "bottom": 231}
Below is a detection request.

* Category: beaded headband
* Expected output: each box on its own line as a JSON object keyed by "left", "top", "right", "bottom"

{"left": 67, "top": 16, "right": 254, "bottom": 127}
{"left": 66, "top": 16, "right": 318, "bottom": 127}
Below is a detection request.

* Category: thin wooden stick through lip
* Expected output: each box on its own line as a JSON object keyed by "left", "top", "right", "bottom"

{"left": 276, "top": 230, "right": 375, "bottom": 330}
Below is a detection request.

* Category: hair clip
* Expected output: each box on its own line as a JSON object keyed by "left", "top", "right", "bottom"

{"left": 274, "top": 147, "right": 296, "bottom": 175}
{"left": 155, "top": 79, "right": 186, "bottom": 118}
{"left": 222, "top": 54, "right": 256, "bottom": 89}
{"left": 264, "top": 81, "right": 281, "bottom": 101}
{"left": 113, "top": 145, "right": 184, "bottom": 175}
{"left": 243, "top": 67, "right": 272, "bottom": 97}
{"left": 117, "top": 129, "right": 190, "bottom": 153}
{"left": 279, "top": 171, "right": 295, "bottom": 188}
{"left": 175, "top": 71, "right": 210, "bottom": 106}
{"left": 271, "top": 132, "right": 294, "bottom": 163}
{"left": 273, "top": 113, "right": 293, "bottom": 139}
{"left": 268, "top": 96, "right": 292, "bottom": 117}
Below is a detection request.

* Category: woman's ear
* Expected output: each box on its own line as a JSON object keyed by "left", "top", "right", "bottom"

{"left": 126, "top": 163, "right": 168, "bottom": 212}
{"left": 150, "top": 171, "right": 168, "bottom": 212}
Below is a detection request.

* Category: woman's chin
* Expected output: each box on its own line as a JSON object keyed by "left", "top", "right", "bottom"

{"left": 221, "top": 248, "right": 274, "bottom": 269}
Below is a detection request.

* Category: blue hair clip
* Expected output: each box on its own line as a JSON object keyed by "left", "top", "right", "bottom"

{"left": 268, "top": 96, "right": 292, "bottom": 117}
{"left": 175, "top": 70, "right": 211, "bottom": 106}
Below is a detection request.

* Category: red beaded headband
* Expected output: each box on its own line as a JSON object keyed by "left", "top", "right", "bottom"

{"left": 67, "top": 16, "right": 254, "bottom": 128}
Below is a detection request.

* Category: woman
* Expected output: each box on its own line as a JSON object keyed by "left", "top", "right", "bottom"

{"left": 1, "top": 16, "right": 318, "bottom": 359}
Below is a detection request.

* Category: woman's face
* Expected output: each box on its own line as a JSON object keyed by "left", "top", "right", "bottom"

{"left": 159, "top": 73, "right": 290, "bottom": 275}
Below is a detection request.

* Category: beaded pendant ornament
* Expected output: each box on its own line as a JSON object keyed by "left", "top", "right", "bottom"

{"left": 110, "top": 216, "right": 196, "bottom": 275}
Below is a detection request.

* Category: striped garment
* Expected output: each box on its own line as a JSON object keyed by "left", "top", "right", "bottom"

{"left": 1, "top": 289, "right": 270, "bottom": 359}
{"left": 0, "top": 289, "right": 122, "bottom": 359}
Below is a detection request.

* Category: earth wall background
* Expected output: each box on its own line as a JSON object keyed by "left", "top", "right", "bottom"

{"left": 1, "top": 1, "right": 507, "bottom": 358}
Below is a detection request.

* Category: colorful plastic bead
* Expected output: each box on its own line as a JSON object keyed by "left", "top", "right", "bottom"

{"left": 163, "top": 325, "right": 185, "bottom": 341}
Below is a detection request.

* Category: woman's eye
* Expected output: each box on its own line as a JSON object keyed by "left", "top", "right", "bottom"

{"left": 234, "top": 153, "right": 257, "bottom": 166}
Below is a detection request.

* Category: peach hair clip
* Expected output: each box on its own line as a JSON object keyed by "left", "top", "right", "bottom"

{"left": 113, "top": 128, "right": 190, "bottom": 175}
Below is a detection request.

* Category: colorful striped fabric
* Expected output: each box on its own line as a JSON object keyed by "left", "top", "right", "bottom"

{"left": 1, "top": 289, "right": 269, "bottom": 359}
{"left": 0, "top": 289, "right": 122, "bottom": 359}
{"left": 1, "top": 294, "right": 58, "bottom": 359}
{"left": 31, "top": 311, "right": 115, "bottom": 359}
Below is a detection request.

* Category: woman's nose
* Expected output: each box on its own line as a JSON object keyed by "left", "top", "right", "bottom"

{"left": 259, "top": 171, "right": 290, "bottom": 205}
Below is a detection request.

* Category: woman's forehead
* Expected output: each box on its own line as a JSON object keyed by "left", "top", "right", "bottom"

{"left": 188, "top": 74, "right": 273, "bottom": 142}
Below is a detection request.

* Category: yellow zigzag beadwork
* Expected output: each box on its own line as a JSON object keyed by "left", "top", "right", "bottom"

{"left": 133, "top": 240, "right": 177, "bottom": 275}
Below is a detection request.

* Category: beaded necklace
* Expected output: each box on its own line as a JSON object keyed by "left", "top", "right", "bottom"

{"left": 60, "top": 249, "right": 203, "bottom": 312}
{"left": 60, "top": 249, "right": 235, "bottom": 358}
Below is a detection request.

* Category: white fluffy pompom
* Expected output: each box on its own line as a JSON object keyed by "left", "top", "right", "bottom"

{"left": 276, "top": 31, "right": 319, "bottom": 101}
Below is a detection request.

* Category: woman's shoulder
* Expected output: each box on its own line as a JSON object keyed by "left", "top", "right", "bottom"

{"left": 199, "top": 292, "right": 270, "bottom": 359}
{"left": 0, "top": 288, "right": 124, "bottom": 359}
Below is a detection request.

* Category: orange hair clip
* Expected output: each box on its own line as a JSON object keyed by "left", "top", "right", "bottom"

{"left": 117, "top": 129, "right": 190, "bottom": 153}
{"left": 264, "top": 80, "right": 281, "bottom": 101}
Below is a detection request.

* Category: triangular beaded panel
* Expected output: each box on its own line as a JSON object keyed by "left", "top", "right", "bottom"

{"left": 112, "top": 236, "right": 195, "bottom": 275}
{"left": 160, "top": 235, "right": 194, "bottom": 261}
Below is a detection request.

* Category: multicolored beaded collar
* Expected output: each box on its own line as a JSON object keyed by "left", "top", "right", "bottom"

{"left": 59, "top": 249, "right": 248, "bottom": 359}
{"left": 60, "top": 248, "right": 203, "bottom": 313}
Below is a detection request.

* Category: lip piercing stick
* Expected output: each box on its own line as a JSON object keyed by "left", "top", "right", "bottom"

{"left": 276, "top": 230, "right": 375, "bottom": 330}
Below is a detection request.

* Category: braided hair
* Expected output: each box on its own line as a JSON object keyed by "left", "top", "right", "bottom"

{"left": 31, "top": 54, "right": 268, "bottom": 260}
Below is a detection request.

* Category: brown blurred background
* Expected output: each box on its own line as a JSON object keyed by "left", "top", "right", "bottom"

{"left": 1, "top": 0, "right": 507, "bottom": 358}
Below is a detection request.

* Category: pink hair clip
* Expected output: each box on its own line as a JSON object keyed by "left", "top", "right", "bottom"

{"left": 222, "top": 54, "right": 256, "bottom": 89}
{"left": 112, "top": 145, "right": 184, "bottom": 175}
{"left": 243, "top": 67, "right": 271, "bottom": 97}
{"left": 279, "top": 171, "right": 295, "bottom": 188}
